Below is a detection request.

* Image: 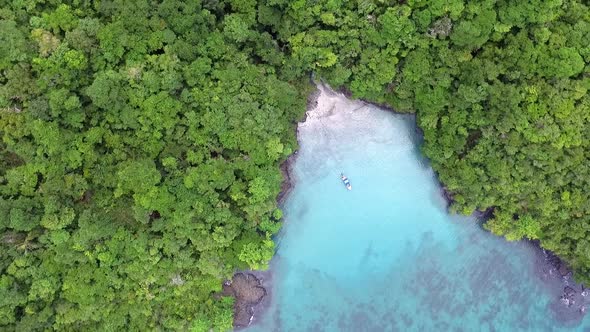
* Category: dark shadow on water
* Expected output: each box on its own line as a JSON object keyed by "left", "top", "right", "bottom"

{"left": 397, "top": 114, "right": 431, "bottom": 171}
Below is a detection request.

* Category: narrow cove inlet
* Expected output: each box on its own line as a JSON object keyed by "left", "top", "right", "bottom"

{"left": 238, "top": 85, "right": 590, "bottom": 332}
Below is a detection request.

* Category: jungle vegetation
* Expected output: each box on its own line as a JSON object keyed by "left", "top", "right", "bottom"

{"left": 1, "top": 0, "right": 590, "bottom": 330}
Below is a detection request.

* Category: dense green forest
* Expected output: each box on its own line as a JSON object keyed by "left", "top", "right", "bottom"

{"left": 1, "top": 0, "right": 590, "bottom": 330}
{"left": 0, "top": 0, "right": 304, "bottom": 330}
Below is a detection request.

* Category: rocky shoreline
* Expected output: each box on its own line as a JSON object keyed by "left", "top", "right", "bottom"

{"left": 455, "top": 194, "right": 589, "bottom": 324}
{"left": 467, "top": 201, "right": 589, "bottom": 324}
{"left": 221, "top": 271, "right": 271, "bottom": 329}
{"left": 224, "top": 86, "right": 322, "bottom": 329}
{"left": 277, "top": 83, "right": 321, "bottom": 205}
{"left": 534, "top": 244, "right": 589, "bottom": 325}
{"left": 276, "top": 152, "right": 297, "bottom": 205}
{"left": 464, "top": 195, "right": 589, "bottom": 324}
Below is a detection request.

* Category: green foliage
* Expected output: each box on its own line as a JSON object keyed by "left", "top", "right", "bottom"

{"left": 0, "top": 1, "right": 305, "bottom": 330}
{"left": 4, "top": 0, "right": 590, "bottom": 330}
{"left": 0, "top": 20, "right": 29, "bottom": 69}
{"left": 259, "top": 0, "right": 590, "bottom": 286}
{"left": 238, "top": 237, "right": 275, "bottom": 270}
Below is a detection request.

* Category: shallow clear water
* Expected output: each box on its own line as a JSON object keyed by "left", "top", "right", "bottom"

{"left": 248, "top": 86, "right": 590, "bottom": 332}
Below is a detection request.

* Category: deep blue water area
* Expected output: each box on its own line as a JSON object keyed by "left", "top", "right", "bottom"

{"left": 247, "top": 86, "right": 590, "bottom": 332}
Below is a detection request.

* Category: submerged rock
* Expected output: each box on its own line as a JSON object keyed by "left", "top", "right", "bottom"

{"left": 534, "top": 244, "right": 588, "bottom": 325}
{"left": 561, "top": 286, "right": 576, "bottom": 307}
{"left": 550, "top": 283, "right": 588, "bottom": 325}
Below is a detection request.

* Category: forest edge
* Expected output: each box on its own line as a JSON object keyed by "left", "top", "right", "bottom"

{"left": 224, "top": 84, "right": 589, "bottom": 329}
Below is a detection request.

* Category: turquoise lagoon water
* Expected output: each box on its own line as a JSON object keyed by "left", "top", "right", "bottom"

{"left": 248, "top": 86, "right": 590, "bottom": 331}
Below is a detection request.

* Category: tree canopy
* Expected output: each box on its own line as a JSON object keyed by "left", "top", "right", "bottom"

{"left": 0, "top": 1, "right": 305, "bottom": 330}
{"left": 263, "top": 0, "right": 590, "bottom": 284}
{"left": 2, "top": 0, "right": 590, "bottom": 330}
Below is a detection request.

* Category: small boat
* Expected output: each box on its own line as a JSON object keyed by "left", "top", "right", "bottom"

{"left": 340, "top": 173, "right": 352, "bottom": 190}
